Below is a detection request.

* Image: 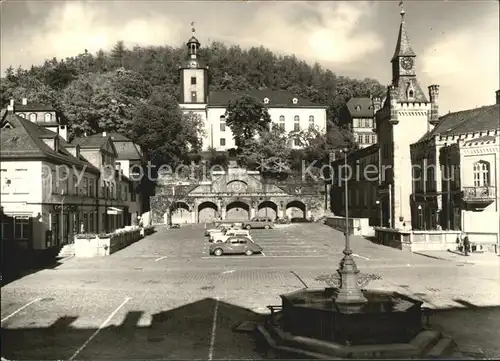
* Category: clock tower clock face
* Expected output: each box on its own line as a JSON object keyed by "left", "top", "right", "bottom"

{"left": 189, "top": 60, "right": 197, "bottom": 68}
{"left": 401, "top": 57, "right": 414, "bottom": 71}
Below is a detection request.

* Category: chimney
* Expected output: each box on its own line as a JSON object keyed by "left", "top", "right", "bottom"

{"left": 102, "top": 131, "right": 107, "bottom": 137}
{"left": 22, "top": 98, "right": 27, "bottom": 105}
{"left": 496, "top": 89, "right": 500, "bottom": 105}
{"left": 428, "top": 85, "right": 440, "bottom": 126}
{"left": 7, "top": 99, "right": 14, "bottom": 111}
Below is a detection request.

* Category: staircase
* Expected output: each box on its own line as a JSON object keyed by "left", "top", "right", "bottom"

{"left": 57, "top": 243, "right": 75, "bottom": 258}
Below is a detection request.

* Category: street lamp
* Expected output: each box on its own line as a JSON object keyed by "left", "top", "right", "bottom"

{"left": 417, "top": 204, "right": 423, "bottom": 230}
{"left": 375, "top": 200, "right": 382, "bottom": 227}
{"left": 335, "top": 148, "right": 367, "bottom": 305}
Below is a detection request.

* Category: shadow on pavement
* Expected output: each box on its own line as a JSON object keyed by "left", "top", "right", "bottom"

{"left": 1, "top": 260, "right": 63, "bottom": 287}
{"left": 1, "top": 297, "right": 269, "bottom": 360}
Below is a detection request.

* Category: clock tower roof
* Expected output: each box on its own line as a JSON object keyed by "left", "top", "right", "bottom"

{"left": 391, "top": 1, "right": 416, "bottom": 62}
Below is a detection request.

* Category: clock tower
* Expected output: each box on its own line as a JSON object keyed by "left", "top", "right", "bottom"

{"left": 390, "top": 2, "right": 426, "bottom": 103}
{"left": 179, "top": 24, "right": 209, "bottom": 104}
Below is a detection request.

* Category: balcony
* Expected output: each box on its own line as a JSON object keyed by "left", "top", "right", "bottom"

{"left": 462, "top": 186, "right": 496, "bottom": 208}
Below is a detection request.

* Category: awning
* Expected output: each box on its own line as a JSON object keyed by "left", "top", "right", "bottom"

{"left": 107, "top": 207, "right": 123, "bottom": 215}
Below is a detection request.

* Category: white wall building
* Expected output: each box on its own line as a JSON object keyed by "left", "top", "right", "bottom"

{"left": 177, "top": 31, "right": 328, "bottom": 151}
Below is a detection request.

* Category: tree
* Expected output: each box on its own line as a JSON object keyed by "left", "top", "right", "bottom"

{"left": 225, "top": 94, "right": 271, "bottom": 147}
{"left": 238, "top": 127, "right": 292, "bottom": 171}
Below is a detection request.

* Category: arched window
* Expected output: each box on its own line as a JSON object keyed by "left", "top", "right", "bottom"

{"left": 473, "top": 161, "right": 490, "bottom": 187}
{"left": 18, "top": 113, "right": 26, "bottom": 118}
{"left": 293, "top": 115, "right": 300, "bottom": 131}
{"left": 219, "top": 115, "right": 225, "bottom": 132}
{"left": 29, "top": 113, "right": 37, "bottom": 122}
{"left": 279, "top": 115, "right": 285, "bottom": 130}
{"left": 44, "top": 113, "right": 52, "bottom": 122}
{"left": 308, "top": 115, "right": 315, "bottom": 129}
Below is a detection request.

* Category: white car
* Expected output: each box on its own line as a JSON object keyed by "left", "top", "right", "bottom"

{"left": 210, "top": 229, "right": 253, "bottom": 243}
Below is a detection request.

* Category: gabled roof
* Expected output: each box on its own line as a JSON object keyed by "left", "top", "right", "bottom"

{"left": 419, "top": 104, "right": 500, "bottom": 141}
{"left": 346, "top": 97, "right": 374, "bottom": 118}
{"left": 72, "top": 132, "right": 142, "bottom": 160}
{"left": 12, "top": 102, "right": 54, "bottom": 112}
{"left": 0, "top": 111, "right": 99, "bottom": 172}
{"left": 207, "top": 90, "right": 325, "bottom": 108}
{"left": 113, "top": 142, "right": 143, "bottom": 161}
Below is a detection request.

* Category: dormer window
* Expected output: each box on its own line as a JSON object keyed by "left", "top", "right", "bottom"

{"left": 406, "top": 82, "right": 415, "bottom": 99}
{"left": 263, "top": 97, "right": 270, "bottom": 104}
{"left": 292, "top": 98, "right": 298, "bottom": 104}
{"left": 29, "top": 113, "right": 37, "bottom": 122}
{"left": 44, "top": 113, "right": 52, "bottom": 122}
{"left": 18, "top": 113, "right": 26, "bottom": 118}
{"left": 355, "top": 105, "right": 361, "bottom": 111}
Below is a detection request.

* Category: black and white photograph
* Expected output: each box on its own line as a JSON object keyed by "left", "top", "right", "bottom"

{"left": 1, "top": 0, "right": 499, "bottom": 359}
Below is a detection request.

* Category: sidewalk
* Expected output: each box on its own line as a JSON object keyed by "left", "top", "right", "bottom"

{"left": 413, "top": 250, "right": 500, "bottom": 265}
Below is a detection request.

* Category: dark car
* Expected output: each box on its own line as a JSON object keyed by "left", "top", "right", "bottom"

{"left": 290, "top": 217, "right": 311, "bottom": 223}
{"left": 170, "top": 223, "right": 181, "bottom": 229}
{"left": 209, "top": 236, "right": 263, "bottom": 256}
{"left": 242, "top": 217, "right": 274, "bottom": 230}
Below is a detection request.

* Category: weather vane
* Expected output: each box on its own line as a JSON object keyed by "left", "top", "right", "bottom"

{"left": 191, "top": 21, "right": 196, "bottom": 36}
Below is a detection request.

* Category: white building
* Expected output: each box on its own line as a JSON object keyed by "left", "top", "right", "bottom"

{"left": 178, "top": 31, "right": 328, "bottom": 151}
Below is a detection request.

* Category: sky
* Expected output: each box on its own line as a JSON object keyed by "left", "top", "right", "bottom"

{"left": 1, "top": 0, "right": 499, "bottom": 113}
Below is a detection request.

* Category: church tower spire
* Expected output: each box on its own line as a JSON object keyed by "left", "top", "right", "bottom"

{"left": 390, "top": 0, "right": 427, "bottom": 103}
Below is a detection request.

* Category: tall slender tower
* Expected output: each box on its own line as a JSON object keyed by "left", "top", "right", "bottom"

{"left": 376, "top": 1, "right": 433, "bottom": 229}
{"left": 179, "top": 23, "right": 209, "bottom": 104}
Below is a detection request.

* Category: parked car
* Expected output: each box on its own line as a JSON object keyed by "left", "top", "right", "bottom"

{"left": 170, "top": 223, "right": 180, "bottom": 229}
{"left": 210, "top": 229, "right": 252, "bottom": 243}
{"left": 209, "top": 236, "right": 263, "bottom": 256}
{"left": 242, "top": 217, "right": 274, "bottom": 230}
{"left": 205, "top": 222, "right": 242, "bottom": 236}
{"left": 275, "top": 217, "right": 290, "bottom": 224}
{"left": 290, "top": 217, "right": 311, "bottom": 223}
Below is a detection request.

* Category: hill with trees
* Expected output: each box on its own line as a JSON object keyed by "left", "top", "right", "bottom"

{"left": 1, "top": 41, "right": 386, "bottom": 170}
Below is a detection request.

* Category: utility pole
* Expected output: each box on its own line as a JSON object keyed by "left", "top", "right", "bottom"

{"left": 60, "top": 190, "right": 65, "bottom": 244}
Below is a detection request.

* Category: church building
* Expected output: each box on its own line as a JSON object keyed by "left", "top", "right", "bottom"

{"left": 177, "top": 28, "right": 328, "bottom": 151}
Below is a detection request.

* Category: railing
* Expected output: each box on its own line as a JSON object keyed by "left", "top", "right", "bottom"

{"left": 462, "top": 186, "right": 496, "bottom": 201}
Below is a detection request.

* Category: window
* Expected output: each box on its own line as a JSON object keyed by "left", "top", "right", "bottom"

{"left": 83, "top": 213, "right": 88, "bottom": 233}
{"left": 51, "top": 170, "right": 57, "bottom": 194}
{"left": 473, "top": 161, "right": 490, "bottom": 187}
{"left": 131, "top": 188, "right": 136, "bottom": 202}
{"left": 294, "top": 138, "right": 301, "bottom": 147}
{"left": 191, "top": 76, "right": 197, "bottom": 85}
{"left": 72, "top": 176, "right": 78, "bottom": 195}
{"left": 408, "top": 90, "right": 414, "bottom": 98}
{"left": 11, "top": 169, "right": 28, "bottom": 194}
{"left": 18, "top": 113, "right": 26, "bottom": 118}
{"left": 293, "top": 115, "right": 300, "bottom": 131}
{"left": 220, "top": 138, "right": 226, "bottom": 146}
{"left": 59, "top": 172, "right": 68, "bottom": 195}
{"left": 14, "top": 216, "right": 30, "bottom": 240}
{"left": 355, "top": 105, "right": 361, "bottom": 111}
{"left": 365, "top": 119, "right": 372, "bottom": 128}
{"left": 191, "top": 91, "right": 197, "bottom": 102}
{"left": 292, "top": 98, "right": 298, "bottom": 104}
{"left": 123, "top": 185, "right": 128, "bottom": 201}
{"left": 83, "top": 177, "right": 88, "bottom": 196}
{"left": 364, "top": 134, "right": 371, "bottom": 144}
{"left": 308, "top": 115, "right": 315, "bottom": 129}
{"left": 116, "top": 184, "right": 121, "bottom": 201}
{"left": 279, "top": 115, "right": 285, "bottom": 130}
{"left": 0, "top": 169, "right": 9, "bottom": 194}
{"left": 220, "top": 115, "right": 226, "bottom": 132}
{"left": 111, "top": 183, "right": 114, "bottom": 199}
{"left": 29, "top": 113, "right": 37, "bottom": 122}
{"left": 371, "top": 135, "right": 377, "bottom": 144}
{"left": 89, "top": 213, "right": 94, "bottom": 233}
{"left": 44, "top": 113, "right": 52, "bottom": 122}
{"left": 263, "top": 97, "right": 269, "bottom": 104}
{"left": 88, "top": 178, "right": 94, "bottom": 197}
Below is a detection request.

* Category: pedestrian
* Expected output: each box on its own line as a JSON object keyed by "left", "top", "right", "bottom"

{"left": 463, "top": 233, "right": 470, "bottom": 256}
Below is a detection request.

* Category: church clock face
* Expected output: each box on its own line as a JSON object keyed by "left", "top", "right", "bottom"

{"left": 189, "top": 60, "right": 197, "bottom": 68}
{"left": 401, "top": 57, "right": 414, "bottom": 70}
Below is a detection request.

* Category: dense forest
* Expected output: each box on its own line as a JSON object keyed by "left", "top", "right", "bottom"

{"left": 1, "top": 40, "right": 386, "bottom": 170}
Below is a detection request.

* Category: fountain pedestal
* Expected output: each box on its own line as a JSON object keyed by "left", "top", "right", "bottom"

{"left": 256, "top": 287, "right": 456, "bottom": 359}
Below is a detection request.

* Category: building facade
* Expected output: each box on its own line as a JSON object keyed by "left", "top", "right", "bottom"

{"left": 177, "top": 29, "right": 328, "bottom": 151}
{"left": 338, "top": 97, "right": 377, "bottom": 149}
{"left": 410, "top": 93, "right": 500, "bottom": 251}
{"left": 329, "top": 5, "right": 500, "bottom": 253}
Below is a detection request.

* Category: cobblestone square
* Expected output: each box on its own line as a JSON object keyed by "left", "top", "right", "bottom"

{"left": 2, "top": 224, "right": 500, "bottom": 360}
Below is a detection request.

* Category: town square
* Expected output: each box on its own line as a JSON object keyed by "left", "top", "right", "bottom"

{"left": 1, "top": 0, "right": 499, "bottom": 360}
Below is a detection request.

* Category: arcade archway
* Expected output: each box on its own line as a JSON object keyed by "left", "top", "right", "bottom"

{"left": 286, "top": 200, "right": 306, "bottom": 219}
{"left": 170, "top": 201, "right": 191, "bottom": 224}
{"left": 226, "top": 201, "right": 250, "bottom": 220}
{"left": 198, "top": 201, "right": 218, "bottom": 223}
{"left": 257, "top": 200, "right": 278, "bottom": 220}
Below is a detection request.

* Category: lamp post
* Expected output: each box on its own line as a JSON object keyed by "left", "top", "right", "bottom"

{"left": 335, "top": 148, "right": 367, "bottom": 305}
{"left": 375, "top": 200, "right": 382, "bottom": 227}
{"left": 60, "top": 190, "right": 65, "bottom": 245}
{"left": 417, "top": 205, "right": 422, "bottom": 230}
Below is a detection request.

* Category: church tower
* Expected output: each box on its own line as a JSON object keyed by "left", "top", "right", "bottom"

{"left": 179, "top": 24, "right": 209, "bottom": 104}
{"left": 376, "top": 1, "right": 437, "bottom": 230}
